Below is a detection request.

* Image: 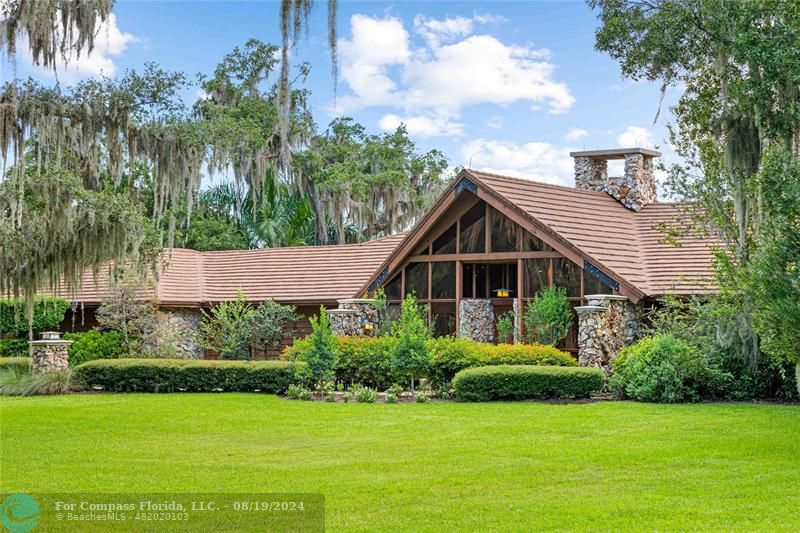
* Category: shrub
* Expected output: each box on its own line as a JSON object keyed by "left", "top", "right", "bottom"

{"left": 197, "top": 292, "right": 254, "bottom": 360}
{"left": 453, "top": 365, "right": 604, "bottom": 402}
{"left": 0, "top": 367, "right": 72, "bottom": 396}
{"left": 72, "top": 359, "right": 302, "bottom": 393}
{"left": 334, "top": 336, "right": 399, "bottom": 389}
{"left": 611, "top": 334, "right": 730, "bottom": 403}
{"left": 0, "top": 296, "right": 70, "bottom": 336}
{"left": 0, "top": 357, "right": 31, "bottom": 373}
{"left": 523, "top": 286, "right": 573, "bottom": 346}
{"left": 302, "top": 306, "right": 339, "bottom": 381}
{"left": 429, "top": 337, "right": 575, "bottom": 386}
{"left": 393, "top": 295, "right": 431, "bottom": 395}
{"left": 353, "top": 385, "right": 377, "bottom": 403}
{"left": 64, "top": 330, "right": 126, "bottom": 366}
{"left": 496, "top": 311, "right": 515, "bottom": 344}
{"left": 0, "top": 338, "right": 28, "bottom": 357}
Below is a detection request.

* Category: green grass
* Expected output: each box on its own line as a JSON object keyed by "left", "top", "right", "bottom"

{"left": 2, "top": 395, "right": 800, "bottom": 531}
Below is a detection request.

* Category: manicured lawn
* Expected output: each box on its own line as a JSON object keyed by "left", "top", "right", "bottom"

{"left": 2, "top": 395, "right": 800, "bottom": 531}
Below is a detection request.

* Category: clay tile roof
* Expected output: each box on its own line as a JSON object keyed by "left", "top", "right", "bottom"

{"left": 467, "top": 170, "right": 717, "bottom": 296}
{"left": 59, "top": 233, "right": 405, "bottom": 307}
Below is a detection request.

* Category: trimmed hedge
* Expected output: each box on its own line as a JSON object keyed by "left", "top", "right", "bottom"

{"left": 73, "top": 359, "right": 303, "bottom": 393}
{"left": 64, "top": 330, "right": 126, "bottom": 366}
{"left": 0, "top": 357, "right": 31, "bottom": 373}
{"left": 452, "top": 365, "right": 604, "bottom": 401}
{"left": 0, "top": 338, "right": 28, "bottom": 357}
{"left": 285, "top": 335, "right": 576, "bottom": 388}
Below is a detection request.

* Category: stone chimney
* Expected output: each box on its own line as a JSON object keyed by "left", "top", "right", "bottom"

{"left": 570, "top": 148, "right": 661, "bottom": 211}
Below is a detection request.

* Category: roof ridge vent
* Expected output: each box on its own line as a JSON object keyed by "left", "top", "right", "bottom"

{"left": 570, "top": 148, "right": 661, "bottom": 211}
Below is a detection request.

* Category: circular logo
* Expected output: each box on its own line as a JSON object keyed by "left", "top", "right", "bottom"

{"left": 0, "top": 493, "right": 40, "bottom": 533}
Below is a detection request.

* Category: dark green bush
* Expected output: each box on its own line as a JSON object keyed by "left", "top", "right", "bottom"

{"left": 0, "top": 357, "right": 31, "bottom": 373}
{"left": 0, "top": 338, "right": 28, "bottom": 357}
{"left": 453, "top": 365, "right": 604, "bottom": 401}
{"left": 0, "top": 296, "right": 70, "bottom": 336}
{"left": 64, "top": 330, "right": 126, "bottom": 366}
{"left": 611, "top": 334, "right": 731, "bottom": 403}
{"left": 73, "top": 359, "right": 303, "bottom": 393}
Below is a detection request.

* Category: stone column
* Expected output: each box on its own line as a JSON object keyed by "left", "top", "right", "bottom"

{"left": 512, "top": 298, "right": 521, "bottom": 344}
{"left": 326, "top": 299, "right": 380, "bottom": 336}
{"left": 30, "top": 331, "right": 72, "bottom": 374}
{"left": 459, "top": 299, "right": 495, "bottom": 343}
{"left": 574, "top": 156, "right": 608, "bottom": 190}
{"left": 575, "top": 295, "right": 642, "bottom": 375}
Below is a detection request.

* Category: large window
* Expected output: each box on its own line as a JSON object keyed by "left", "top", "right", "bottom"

{"left": 405, "top": 262, "right": 428, "bottom": 298}
{"left": 552, "top": 258, "right": 581, "bottom": 297}
{"left": 524, "top": 259, "right": 549, "bottom": 297}
{"left": 459, "top": 201, "right": 485, "bottom": 253}
{"left": 490, "top": 207, "right": 518, "bottom": 252}
{"left": 432, "top": 223, "right": 456, "bottom": 254}
{"left": 431, "top": 262, "right": 456, "bottom": 299}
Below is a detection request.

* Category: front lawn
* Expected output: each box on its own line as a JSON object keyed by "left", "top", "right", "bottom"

{"left": 2, "top": 395, "right": 799, "bottom": 531}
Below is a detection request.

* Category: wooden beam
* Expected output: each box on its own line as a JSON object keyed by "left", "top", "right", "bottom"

{"left": 485, "top": 203, "right": 492, "bottom": 253}
{"left": 401, "top": 267, "right": 406, "bottom": 298}
{"left": 407, "top": 251, "right": 563, "bottom": 262}
{"left": 455, "top": 260, "right": 462, "bottom": 337}
{"left": 516, "top": 258, "right": 523, "bottom": 343}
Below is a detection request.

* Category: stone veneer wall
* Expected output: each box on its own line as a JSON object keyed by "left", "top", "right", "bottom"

{"left": 574, "top": 153, "right": 656, "bottom": 211}
{"left": 30, "top": 340, "right": 71, "bottom": 373}
{"left": 162, "top": 308, "right": 203, "bottom": 359}
{"left": 576, "top": 295, "right": 642, "bottom": 375}
{"left": 327, "top": 299, "right": 381, "bottom": 336}
{"left": 459, "top": 299, "right": 495, "bottom": 343}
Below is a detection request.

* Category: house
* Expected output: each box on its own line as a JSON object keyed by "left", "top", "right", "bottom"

{"left": 58, "top": 148, "right": 716, "bottom": 370}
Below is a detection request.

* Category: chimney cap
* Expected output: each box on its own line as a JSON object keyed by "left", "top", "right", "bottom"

{"left": 569, "top": 147, "right": 661, "bottom": 160}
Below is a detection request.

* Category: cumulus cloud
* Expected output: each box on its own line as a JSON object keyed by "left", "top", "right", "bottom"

{"left": 19, "top": 14, "right": 136, "bottom": 81}
{"left": 379, "top": 112, "right": 464, "bottom": 137}
{"left": 461, "top": 138, "right": 575, "bottom": 186}
{"left": 617, "top": 126, "right": 656, "bottom": 148}
{"left": 565, "top": 128, "right": 588, "bottom": 141}
{"left": 337, "top": 13, "right": 574, "bottom": 136}
{"left": 486, "top": 116, "right": 504, "bottom": 129}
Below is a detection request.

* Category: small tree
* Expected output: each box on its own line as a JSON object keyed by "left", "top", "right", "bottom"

{"left": 96, "top": 281, "right": 160, "bottom": 356}
{"left": 250, "top": 299, "right": 299, "bottom": 353}
{"left": 393, "top": 294, "right": 431, "bottom": 396}
{"left": 496, "top": 311, "right": 515, "bottom": 344}
{"left": 197, "top": 291, "right": 254, "bottom": 360}
{"left": 303, "top": 306, "right": 338, "bottom": 382}
{"left": 524, "top": 286, "right": 573, "bottom": 346}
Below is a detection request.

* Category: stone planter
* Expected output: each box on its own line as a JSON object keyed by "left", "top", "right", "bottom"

{"left": 30, "top": 331, "right": 72, "bottom": 374}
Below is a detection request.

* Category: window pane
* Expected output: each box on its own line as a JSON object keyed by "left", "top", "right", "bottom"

{"left": 553, "top": 258, "right": 581, "bottom": 297}
{"left": 431, "top": 262, "right": 456, "bottom": 299}
{"left": 584, "top": 271, "right": 614, "bottom": 295}
{"left": 490, "top": 207, "right": 518, "bottom": 252}
{"left": 521, "top": 230, "right": 552, "bottom": 251}
{"left": 524, "top": 259, "right": 549, "bottom": 297}
{"left": 460, "top": 201, "right": 485, "bottom": 253}
{"left": 432, "top": 223, "right": 456, "bottom": 254}
{"left": 405, "top": 263, "right": 428, "bottom": 299}
{"left": 383, "top": 273, "right": 401, "bottom": 300}
{"left": 430, "top": 302, "right": 456, "bottom": 337}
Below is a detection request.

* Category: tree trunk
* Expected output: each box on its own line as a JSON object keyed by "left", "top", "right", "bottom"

{"left": 305, "top": 181, "right": 329, "bottom": 245}
{"left": 410, "top": 376, "right": 415, "bottom": 397}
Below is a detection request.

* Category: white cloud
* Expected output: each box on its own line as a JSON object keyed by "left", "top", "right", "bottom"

{"left": 617, "top": 126, "right": 656, "bottom": 148}
{"left": 486, "top": 116, "right": 504, "bottom": 129}
{"left": 379, "top": 112, "right": 463, "bottom": 137}
{"left": 565, "top": 128, "right": 588, "bottom": 141}
{"left": 338, "top": 13, "right": 574, "bottom": 136}
{"left": 461, "top": 138, "right": 575, "bottom": 186}
{"left": 20, "top": 14, "right": 136, "bottom": 81}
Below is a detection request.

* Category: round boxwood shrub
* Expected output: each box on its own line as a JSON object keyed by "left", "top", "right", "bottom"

{"left": 453, "top": 365, "right": 604, "bottom": 402}
{"left": 611, "top": 334, "right": 730, "bottom": 403}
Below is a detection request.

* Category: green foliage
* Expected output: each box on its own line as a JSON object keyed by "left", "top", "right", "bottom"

{"left": 612, "top": 334, "right": 730, "bottom": 403}
{"left": 72, "top": 359, "right": 302, "bottom": 393}
{"left": 96, "top": 281, "right": 172, "bottom": 357}
{"left": 496, "top": 311, "right": 515, "bottom": 344}
{"left": 332, "top": 336, "right": 399, "bottom": 390}
{"left": 302, "top": 306, "right": 339, "bottom": 381}
{"left": 286, "top": 384, "right": 313, "bottom": 401}
{"left": 392, "top": 295, "right": 431, "bottom": 393}
{"left": 352, "top": 385, "right": 378, "bottom": 403}
{"left": 0, "top": 367, "right": 72, "bottom": 396}
{"left": 0, "top": 357, "right": 31, "bottom": 373}
{"left": 523, "top": 286, "right": 573, "bottom": 346}
{"left": 453, "top": 365, "right": 604, "bottom": 402}
{"left": 197, "top": 292, "right": 254, "bottom": 360}
{"left": 249, "top": 299, "right": 299, "bottom": 352}
{"left": 0, "top": 296, "right": 70, "bottom": 336}
{"left": 0, "top": 338, "right": 28, "bottom": 357}
{"left": 63, "top": 331, "right": 126, "bottom": 366}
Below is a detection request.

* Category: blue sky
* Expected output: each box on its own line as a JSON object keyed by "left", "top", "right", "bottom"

{"left": 2, "top": 1, "right": 681, "bottom": 188}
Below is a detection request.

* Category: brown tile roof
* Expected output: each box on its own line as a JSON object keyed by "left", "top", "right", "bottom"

{"left": 58, "top": 233, "right": 405, "bottom": 307}
{"left": 467, "top": 170, "right": 717, "bottom": 296}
